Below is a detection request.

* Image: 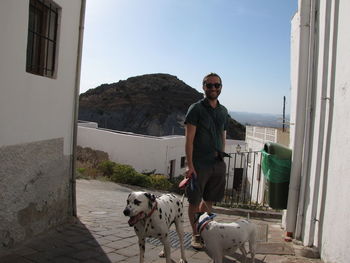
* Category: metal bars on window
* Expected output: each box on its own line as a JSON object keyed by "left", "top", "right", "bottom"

{"left": 26, "top": 0, "right": 59, "bottom": 77}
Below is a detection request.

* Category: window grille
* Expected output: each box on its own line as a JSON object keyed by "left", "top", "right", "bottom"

{"left": 26, "top": 0, "right": 59, "bottom": 77}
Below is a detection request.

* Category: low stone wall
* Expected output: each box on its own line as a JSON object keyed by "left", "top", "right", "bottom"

{"left": 0, "top": 138, "right": 73, "bottom": 253}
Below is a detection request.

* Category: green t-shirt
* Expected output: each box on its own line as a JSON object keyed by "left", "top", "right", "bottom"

{"left": 185, "top": 98, "right": 229, "bottom": 168}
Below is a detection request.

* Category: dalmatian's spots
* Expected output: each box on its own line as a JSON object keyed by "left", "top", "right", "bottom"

{"left": 134, "top": 199, "right": 141, "bottom": 206}
{"left": 124, "top": 191, "right": 187, "bottom": 262}
{"left": 196, "top": 212, "right": 256, "bottom": 263}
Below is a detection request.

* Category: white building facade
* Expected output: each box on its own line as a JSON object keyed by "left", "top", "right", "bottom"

{"left": 0, "top": 0, "right": 85, "bottom": 252}
{"left": 287, "top": 1, "right": 350, "bottom": 262}
{"left": 78, "top": 124, "right": 187, "bottom": 178}
{"left": 78, "top": 123, "right": 246, "bottom": 179}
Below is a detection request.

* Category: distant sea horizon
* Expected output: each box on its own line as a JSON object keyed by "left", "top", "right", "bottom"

{"left": 229, "top": 111, "right": 290, "bottom": 128}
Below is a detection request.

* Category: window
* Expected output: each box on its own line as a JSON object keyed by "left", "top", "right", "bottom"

{"left": 180, "top": 156, "right": 186, "bottom": 168}
{"left": 26, "top": 0, "right": 60, "bottom": 77}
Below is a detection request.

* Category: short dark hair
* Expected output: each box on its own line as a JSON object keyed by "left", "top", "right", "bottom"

{"left": 202, "top": 73, "right": 222, "bottom": 86}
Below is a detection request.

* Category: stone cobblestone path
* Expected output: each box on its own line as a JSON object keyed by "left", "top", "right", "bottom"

{"left": 0, "top": 179, "right": 324, "bottom": 263}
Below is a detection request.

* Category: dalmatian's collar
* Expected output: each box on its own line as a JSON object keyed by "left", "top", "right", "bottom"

{"left": 197, "top": 213, "right": 217, "bottom": 234}
{"left": 146, "top": 201, "right": 158, "bottom": 218}
{"left": 130, "top": 201, "right": 158, "bottom": 226}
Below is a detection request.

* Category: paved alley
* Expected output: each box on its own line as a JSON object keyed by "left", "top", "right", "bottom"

{"left": 0, "top": 179, "right": 323, "bottom": 263}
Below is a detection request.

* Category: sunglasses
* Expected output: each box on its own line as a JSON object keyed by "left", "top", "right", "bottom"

{"left": 205, "top": 83, "right": 222, "bottom": 89}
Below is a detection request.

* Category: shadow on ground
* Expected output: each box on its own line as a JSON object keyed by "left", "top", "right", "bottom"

{"left": 0, "top": 219, "right": 114, "bottom": 263}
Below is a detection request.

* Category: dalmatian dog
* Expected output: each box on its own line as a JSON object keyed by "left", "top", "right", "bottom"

{"left": 123, "top": 191, "right": 187, "bottom": 263}
{"left": 195, "top": 212, "right": 256, "bottom": 263}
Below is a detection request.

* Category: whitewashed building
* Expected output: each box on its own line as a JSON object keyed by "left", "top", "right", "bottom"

{"left": 0, "top": 0, "right": 85, "bottom": 251}
{"left": 287, "top": 1, "right": 350, "bottom": 262}
{"left": 78, "top": 123, "right": 187, "bottom": 178}
{"left": 246, "top": 125, "right": 290, "bottom": 151}
{"left": 78, "top": 122, "right": 246, "bottom": 179}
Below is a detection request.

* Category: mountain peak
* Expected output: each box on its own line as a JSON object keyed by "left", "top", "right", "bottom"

{"left": 79, "top": 73, "right": 245, "bottom": 139}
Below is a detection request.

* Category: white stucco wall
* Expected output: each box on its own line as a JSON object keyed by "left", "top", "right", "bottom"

{"left": 0, "top": 0, "right": 81, "bottom": 155}
{"left": 291, "top": 1, "right": 350, "bottom": 262}
{"left": 78, "top": 126, "right": 246, "bottom": 179}
{"left": 0, "top": 0, "right": 83, "bottom": 250}
{"left": 77, "top": 126, "right": 187, "bottom": 177}
{"left": 319, "top": 1, "right": 350, "bottom": 262}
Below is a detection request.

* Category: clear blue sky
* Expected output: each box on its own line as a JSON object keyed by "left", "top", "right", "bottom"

{"left": 80, "top": 0, "right": 298, "bottom": 114}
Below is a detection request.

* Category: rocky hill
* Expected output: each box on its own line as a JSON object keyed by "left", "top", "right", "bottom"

{"left": 78, "top": 73, "right": 245, "bottom": 140}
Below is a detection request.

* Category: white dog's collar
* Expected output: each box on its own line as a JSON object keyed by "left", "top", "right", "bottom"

{"left": 197, "top": 213, "right": 217, "bottom": 234}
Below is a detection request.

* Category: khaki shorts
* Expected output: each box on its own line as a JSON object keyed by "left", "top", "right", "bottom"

{"left": 186, "top": 160, "right": 226, "bottom": 205}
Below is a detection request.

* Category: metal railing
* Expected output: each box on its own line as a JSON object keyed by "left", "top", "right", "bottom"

{"left": 218, "top": 151, "right": 269, "bottom": 209}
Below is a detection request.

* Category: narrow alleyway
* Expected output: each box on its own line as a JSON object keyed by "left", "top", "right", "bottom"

{"left": 0, "top": 179, "right": 323, "bottom": 263}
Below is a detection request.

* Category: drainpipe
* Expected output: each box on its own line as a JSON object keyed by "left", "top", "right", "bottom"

{"left": 308, "top": 0, "right": 338, "bottom": 247}
{"left": 286, "top": 0, "right": 315, "bottom": 239}
{"left": 71, "top": 0, "right": 86, "bottom": 217}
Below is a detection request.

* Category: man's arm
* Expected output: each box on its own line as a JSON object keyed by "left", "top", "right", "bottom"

{"left": 185, "top": 123, "right": 197, "bottom": 178}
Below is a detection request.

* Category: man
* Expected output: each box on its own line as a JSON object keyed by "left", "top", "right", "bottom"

{"left": 184, "top": 72, "right": 228, "bottom": 249}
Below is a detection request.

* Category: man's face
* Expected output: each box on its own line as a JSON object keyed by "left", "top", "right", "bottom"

{"left": 203, "top": 76, "right": 222, "bottom": 100}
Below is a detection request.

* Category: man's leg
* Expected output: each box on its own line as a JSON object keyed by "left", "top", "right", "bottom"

{"left": 188, "top": 203, "right": 199, "bottom": 235}
{"left": 188, "top": 203, "right": 204, "bottom": 249}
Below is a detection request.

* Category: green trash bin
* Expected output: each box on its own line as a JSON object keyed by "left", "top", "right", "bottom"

{"left": 261, "top": 142, "right": 292, "bottom": 209}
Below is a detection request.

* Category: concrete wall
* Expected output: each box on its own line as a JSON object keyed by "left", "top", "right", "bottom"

{"left": 0, "top": 139, "right": 71, "bottom": 248}
{"left": 290, "top": 1, "right": 350, "bottom": 262}
{"left": 0, "top": 0, "right": 82, "bottom": 251}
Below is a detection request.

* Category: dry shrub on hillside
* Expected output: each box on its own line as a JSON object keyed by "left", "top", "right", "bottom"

{"left": 77, "top": 146, "right": 109, "bottom": 168}
{"left": 76, "top": 146, "right": 109, "bottom": 178}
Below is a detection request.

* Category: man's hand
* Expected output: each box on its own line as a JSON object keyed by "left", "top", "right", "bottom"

{"left": 186, "top": 167, "right": 196, "bottom": 179}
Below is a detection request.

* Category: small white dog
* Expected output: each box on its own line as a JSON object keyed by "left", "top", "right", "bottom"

{"left": 195, "top": 212, "right": 256, "bottom": 263}
{"left": 123, "top": 191, "right": 187, "bottom": 263}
